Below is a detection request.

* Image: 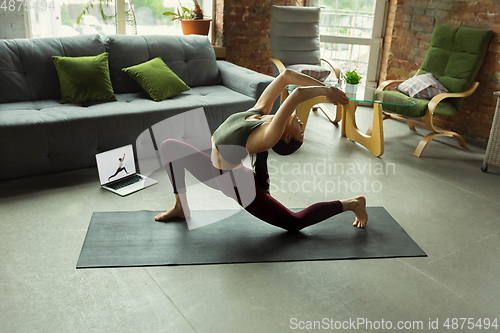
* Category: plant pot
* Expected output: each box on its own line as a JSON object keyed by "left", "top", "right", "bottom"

{"left": 180, "top": 19, "right": 212, "bottom": 36}
{"left": 345, "top": 83, "right": 358, "bottom": 95}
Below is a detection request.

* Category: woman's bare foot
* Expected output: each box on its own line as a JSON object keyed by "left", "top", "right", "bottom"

{"left": 155, "top": 205, "right": 187, "bottom": 221}
{"left": 155, "top": 194, "right": 191, "bottom": 221}
{"left": 341, "top": 196, "right": 368, "bottom": 228}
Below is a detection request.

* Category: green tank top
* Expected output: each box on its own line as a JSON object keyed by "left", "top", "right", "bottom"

{"left": 213, "top": 110, "right": 265, "bottom": 164}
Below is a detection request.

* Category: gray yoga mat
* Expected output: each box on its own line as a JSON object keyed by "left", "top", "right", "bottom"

{"left": 77, "top": 207, "right": 426, "bottom": 268}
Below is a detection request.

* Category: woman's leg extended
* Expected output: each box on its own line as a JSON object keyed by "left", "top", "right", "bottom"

{"left": 159, "top": 139, "right": 219, "bottom": 194}
{"left": 244, "top": 184, "right": 344, "bottom": 232}
{"left": 215, "top": 166, "right": 367, "bottom": 231}
{"left": 246, "top": 185, "right": 368, "bottom": 231}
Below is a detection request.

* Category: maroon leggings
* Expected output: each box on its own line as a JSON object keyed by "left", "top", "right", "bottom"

{"left": 160, "top": 139, "right": 343, "bottom": 232}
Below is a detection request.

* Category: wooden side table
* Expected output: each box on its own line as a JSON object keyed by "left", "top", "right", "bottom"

{"left": 482, "top": 91, "right": 500, "bottom": 172}
{"left": 286, "top": 84, "right": 414, "bottom": 157}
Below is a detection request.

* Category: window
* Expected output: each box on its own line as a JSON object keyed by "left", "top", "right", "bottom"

{"left": 28, "top": 0, "right": 213, "bottom": 38}
{"left": 29, "top": 0, "right": 116, "bottom": 38}
{"left": 316, "top": 0, "right": 387, "bottom": 88}
{"left": 130, "top": 0, "right": 179, "bottom": 35}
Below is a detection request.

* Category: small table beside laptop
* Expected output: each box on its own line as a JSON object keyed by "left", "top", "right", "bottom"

{"left": 286, "top": 83, "right": 414, "bottom": 157}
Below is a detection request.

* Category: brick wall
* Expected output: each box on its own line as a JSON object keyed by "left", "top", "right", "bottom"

{"left": 380, "top": 0, "right": 500, "bottom": 142}
{"left": 214, "top": 0, "right": 305, "bottom": 75}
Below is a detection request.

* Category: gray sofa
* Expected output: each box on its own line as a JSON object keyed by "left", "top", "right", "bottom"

{"left": 0, "top": 34, "right": 278, "bottom": 180}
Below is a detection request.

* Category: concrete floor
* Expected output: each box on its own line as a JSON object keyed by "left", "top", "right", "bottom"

{"left": 1, "top": 106, "right": 499, "bottom": 333}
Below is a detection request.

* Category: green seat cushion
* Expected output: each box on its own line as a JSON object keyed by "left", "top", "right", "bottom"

{"left": 122, "top": 57, "right": 190, "bottom": 102}
{"left": 417, "top": 23, "right": 491, "bottom": 111}
{"left": 52, "top": 52, "right": 117, "bottom": 104}
{"left": 382, "top": 91, "right": 457, "bottom": 117}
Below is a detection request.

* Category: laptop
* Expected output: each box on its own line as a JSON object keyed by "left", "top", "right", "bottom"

{"left": 96, "top": 144, "right": 158, "bottom": 196}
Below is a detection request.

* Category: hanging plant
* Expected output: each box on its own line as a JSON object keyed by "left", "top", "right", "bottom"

{"left": 77, "top": 0, "right": 137, "bottom": 34}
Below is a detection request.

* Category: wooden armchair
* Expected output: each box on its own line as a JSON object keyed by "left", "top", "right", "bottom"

{"left": 377, "top": 23, "right": 491, "bottom": 157}
{"left": 378, "top": 79, "right": 480, "bottom": 157}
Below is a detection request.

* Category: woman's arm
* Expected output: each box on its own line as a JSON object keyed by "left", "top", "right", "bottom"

{"left": 267, "top": 86, "right": 344, "bottom": 139}
{"left": 247, "top": 85, "right": 348, "bottom": 153}
{"left": 251, "top": 69, "right": 327, "bottom": 115}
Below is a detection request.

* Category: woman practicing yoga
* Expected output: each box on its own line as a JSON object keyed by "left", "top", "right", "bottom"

{"left": 108, "top": 153, "right": 129, "bottom": 181}
{"left": 155, "top": 69, "right": 368, "bottom": 231}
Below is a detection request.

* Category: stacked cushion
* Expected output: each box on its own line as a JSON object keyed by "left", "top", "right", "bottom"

{"left": 415, "top": 23, "right": 491, "bottom": 111}
{"left": 287, "top": 64, "right": 331, "bottom": 82}
{"left": 270, "top": 6, "right": 321, "bottom": 66}
{"left": 270, "top": 5, "right": 322, "bottom": 77}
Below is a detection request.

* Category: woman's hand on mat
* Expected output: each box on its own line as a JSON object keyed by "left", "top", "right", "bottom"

{"left": 326, "top": 86, "right": 349, "bottom": 106}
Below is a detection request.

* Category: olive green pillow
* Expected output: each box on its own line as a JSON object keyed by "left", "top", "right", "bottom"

{"left": 122, "top": 57, "right": 190, "bottom": 102}
{"left": 52, "top": 52, "right": 117, "bottom": 104}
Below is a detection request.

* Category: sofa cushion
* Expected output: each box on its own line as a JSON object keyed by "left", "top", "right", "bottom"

{"left": 105, "top": 35, "right": 221, "bottom": 94}
{"left": 182, "top": 85, "right": 256, "bottom": 133}
{"left": 122, "top": 57, "right": 190, "bottom": 102}
{"left": 0, "top": 40, "right": 32, "bottom": 103}
{"left": 53, "top": 52, "right": 117, "bottom": 104}
{"left": 0, "top": 35, "right": 106, "bottom": 103}
{"left": 121, "top": 85, "right": 256, "bottom": 134}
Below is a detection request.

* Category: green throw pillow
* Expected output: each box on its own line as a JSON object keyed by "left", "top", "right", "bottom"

{"left": 52, "top": 52, "right": 117, "bottom": 104}
{"left": 122, "top": 57, "right": 190, "bottom": 102}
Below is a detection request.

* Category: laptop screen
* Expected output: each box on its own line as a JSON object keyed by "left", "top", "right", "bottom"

{"left": 96, "top": 144, "right": 137, "bottom": 185}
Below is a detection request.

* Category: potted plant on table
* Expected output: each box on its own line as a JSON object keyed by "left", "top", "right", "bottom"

{"left": 342, "top": 69, "right": 362, "bottom": 94}
{"left": 163, "top": 0, "right": 212, "bottom": 36}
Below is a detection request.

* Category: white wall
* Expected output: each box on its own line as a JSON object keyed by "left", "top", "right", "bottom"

{"left": 0, "top": 9, "right": 29, "bottom": 39}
